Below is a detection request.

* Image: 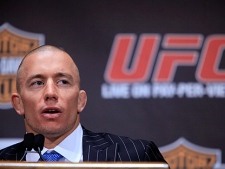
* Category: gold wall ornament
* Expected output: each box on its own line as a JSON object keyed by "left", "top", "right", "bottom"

{"left": 0, "top": 23, "right": 45, "bottom": 109}
{"left": 160, "top": 137, "right": 222, "bottom": 169}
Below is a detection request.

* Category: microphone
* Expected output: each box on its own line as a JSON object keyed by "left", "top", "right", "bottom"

{"left": 23, "top": 133, "right": 34, "bottom": 150}
{"left": 20, "top": 133, "right": 34, "bottom": 161}
{"left": 33, "top": 134, "right": 45, "bottom": 161}
{"left": 20, "top": 133, "right": 45, "bottom": 161}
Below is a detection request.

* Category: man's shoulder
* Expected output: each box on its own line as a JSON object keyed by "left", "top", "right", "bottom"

{"left": 82, "top": 127, "right": 166, "bottom": 162}
{"left": 0, "top": 142, "right": 24, "bottom": 160}
{"left": 84, "top": 128, "right": 154, "bottom": 150}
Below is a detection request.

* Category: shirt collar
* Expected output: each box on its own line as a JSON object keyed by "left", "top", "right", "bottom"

{"left": 26, "top": 123, "right": 83, "bottom": 162}
{"left": 52, "top": 123, "right": 83, "bottom": 162}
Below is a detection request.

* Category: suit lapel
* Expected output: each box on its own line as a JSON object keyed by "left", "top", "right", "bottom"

{"left": 82, "top": 127, "right": 118, "bottom": 161}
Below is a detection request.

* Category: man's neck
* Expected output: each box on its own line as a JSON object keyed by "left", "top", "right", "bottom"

{"left": 42, "top": 124, "right": 79, "bottom": 149}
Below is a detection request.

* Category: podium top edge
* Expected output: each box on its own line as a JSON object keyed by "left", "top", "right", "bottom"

{"left": 0, "top": 162, "right": 169, "bottom": 169}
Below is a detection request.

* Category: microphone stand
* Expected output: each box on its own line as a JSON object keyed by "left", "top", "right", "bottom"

{"left": 37, "top": 147, "right": 45, "bottom": 161}
{"left": 20, "top": 133, "right": 46, "bottom": 162}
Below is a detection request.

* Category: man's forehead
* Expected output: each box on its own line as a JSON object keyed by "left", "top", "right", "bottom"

{"left": 18, "top": 46, "right": 79, "bottom": 80}
{"left": 21, "top": 47, "right": 76, "bottom": 69}
{"left": 22, "top": 53, "right": 78, "bottom": 72}
{"left": 19, "top": 45, "right": 68, "bottom": 69}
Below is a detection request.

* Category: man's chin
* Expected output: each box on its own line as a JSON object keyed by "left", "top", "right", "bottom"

{"left": 42, "top": 129, "right": 64, "bottom": 137}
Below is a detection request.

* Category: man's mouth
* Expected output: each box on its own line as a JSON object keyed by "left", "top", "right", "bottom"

{"left": 44, "top": 109, "right": 60, "bottom": 114}
{"left": 42, "top": 108, "right": 61, "bottom": 119}
{"left": 42, "top": 107, "right": 61, "bottom": 114}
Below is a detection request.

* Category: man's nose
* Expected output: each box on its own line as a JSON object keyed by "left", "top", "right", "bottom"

{"left": 44, "top": 81, "right": 58, "bottom": 101}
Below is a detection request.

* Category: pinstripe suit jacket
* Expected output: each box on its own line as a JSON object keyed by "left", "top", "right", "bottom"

{"left": 0, "top": 127, "right": 166, "bottom": 162}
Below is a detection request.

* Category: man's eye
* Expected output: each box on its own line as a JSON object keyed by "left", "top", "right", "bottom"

{"left": 32, "top": 81, "right": 44, "bottom": 86}
{"left": 58, "top": 80, "right": 68, "bottom": 85}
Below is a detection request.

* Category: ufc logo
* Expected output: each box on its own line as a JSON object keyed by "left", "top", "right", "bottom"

{"left": 104, "top": 34, "right": 225, "bottom": 83}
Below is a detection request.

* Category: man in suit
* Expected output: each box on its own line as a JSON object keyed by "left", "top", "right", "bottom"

{"left": 0, "top": 45, "right": 166, "bottom": 163}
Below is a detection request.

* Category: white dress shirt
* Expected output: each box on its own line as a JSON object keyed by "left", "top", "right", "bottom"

{"left": 26, "top": 123, "right": 83, "bottom": 162}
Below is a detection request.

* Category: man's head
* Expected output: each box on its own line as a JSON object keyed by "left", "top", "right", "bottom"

{"left": 16, "top": 45, "right": 81, "bottom": 93}
{"left": 11, "top": 45, "right": 87, "bottom": 143}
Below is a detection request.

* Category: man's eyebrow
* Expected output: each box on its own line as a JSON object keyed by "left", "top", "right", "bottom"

{"left": 55, "top": 72, "right": 74, "bottom": 79}
{"left": 26, "top": 72, "right": 74, "bottom": 82}
{"left": 26, "top": 74, "right": 45, "bottom": 82}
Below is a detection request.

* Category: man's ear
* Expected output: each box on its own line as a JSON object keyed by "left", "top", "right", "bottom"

{"left": 77, "top": 90, "right": 87, "bottom": 113}
{"left": 11, "top": 93, "right": 25, "bottom": 116}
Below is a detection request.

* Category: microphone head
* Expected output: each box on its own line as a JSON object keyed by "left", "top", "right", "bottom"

{"left": 33, "top": 134, "right": 45, "bottom": 152}
{"left": 23, "top": 133, "right": 34, "bottom": 151}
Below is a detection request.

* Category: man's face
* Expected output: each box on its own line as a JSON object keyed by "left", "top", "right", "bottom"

{"left": 13, "top": 50, "right": 86, "bottom": 139}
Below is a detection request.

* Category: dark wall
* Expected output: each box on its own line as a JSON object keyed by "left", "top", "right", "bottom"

{"left": 0, "top": 0, "right": 225, "bottom": 163}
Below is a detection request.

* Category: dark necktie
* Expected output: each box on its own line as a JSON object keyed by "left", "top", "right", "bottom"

{"left": 42, "top": 150, "right": 63, "bottom": 162}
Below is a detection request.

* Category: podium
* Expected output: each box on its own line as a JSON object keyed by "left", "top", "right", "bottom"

{"left": 0, "top": 162, "right": 169, "bottom": 169}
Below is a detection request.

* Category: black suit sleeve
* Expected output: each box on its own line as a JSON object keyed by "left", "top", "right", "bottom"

{"left": 0, "top": 142, "right": 25, "bottom": 161}
{"left": 143, "top": 141, "right": 167, "bottom": 162}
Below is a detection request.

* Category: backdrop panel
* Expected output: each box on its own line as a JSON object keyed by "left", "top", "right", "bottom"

{"left": 0, "top": 0, "right": 225, "bottom": 167}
